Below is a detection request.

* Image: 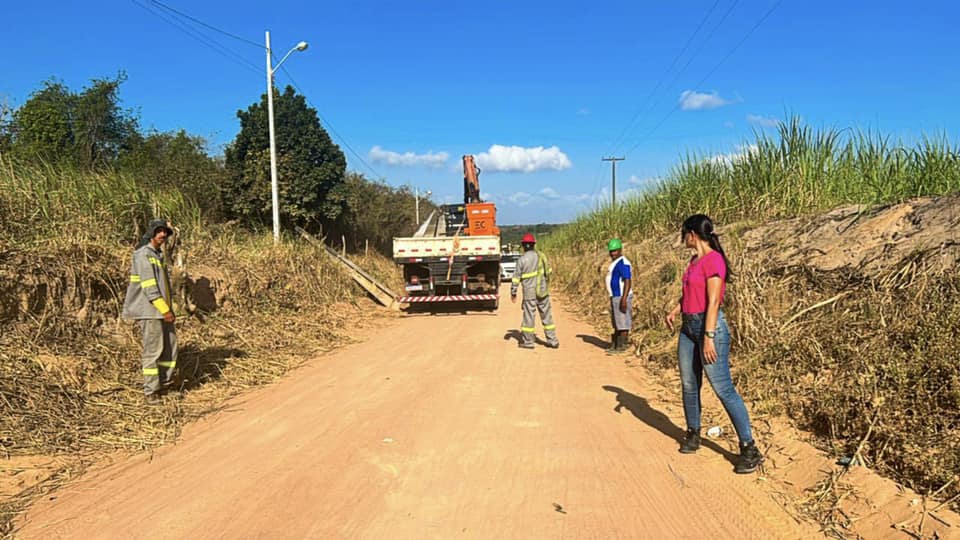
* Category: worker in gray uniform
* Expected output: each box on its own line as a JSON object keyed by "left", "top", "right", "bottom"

{"left": 510, "top": 233, "right": 559, "bottom": 349}
{"left": 122, "top": 219, "right": 177, "bottom": 405}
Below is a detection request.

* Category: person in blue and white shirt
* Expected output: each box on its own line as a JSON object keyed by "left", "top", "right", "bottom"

{"left": 605, "top": 238, "right": 633, "bottom": 354}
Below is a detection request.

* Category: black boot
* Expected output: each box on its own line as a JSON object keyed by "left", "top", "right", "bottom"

{"left": 679, "top": 428, "right": 701, "bottom": 453}
{"left": 735, "top": 441, "right": 764, "bottom": 473}
{"left": 605, "top": 334, "right": 624, "bottom": 355}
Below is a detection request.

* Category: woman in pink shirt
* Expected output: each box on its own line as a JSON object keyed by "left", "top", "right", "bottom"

{"left": 665, "top": 214, "right": 762, "bottom": 474}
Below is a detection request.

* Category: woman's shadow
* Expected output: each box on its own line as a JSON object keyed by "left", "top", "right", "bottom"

{"left": 602, "top": 385, "right": 738, "bottom": 465}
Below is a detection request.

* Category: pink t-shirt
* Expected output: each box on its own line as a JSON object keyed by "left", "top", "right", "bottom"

{"left": 681, "top": 250, "right": 727, "bottom": 314}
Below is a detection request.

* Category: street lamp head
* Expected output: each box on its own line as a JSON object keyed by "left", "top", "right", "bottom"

{"left": 425, "top": 190, "right": 432, "bottom": 197}
{"left": 296, "top": 41, "right": 309, "bottom": 51}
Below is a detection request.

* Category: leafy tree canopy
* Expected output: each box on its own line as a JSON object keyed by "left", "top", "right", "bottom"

{"left": 224, "top": 85, "right": 346, "bottom": 230}
{"left": 9, "top": 73, "right": 138, "bottom": 168}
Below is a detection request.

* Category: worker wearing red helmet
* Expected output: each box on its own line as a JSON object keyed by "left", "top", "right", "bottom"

{"left": 510, "top": 233, "right": 559, "bottom": 349}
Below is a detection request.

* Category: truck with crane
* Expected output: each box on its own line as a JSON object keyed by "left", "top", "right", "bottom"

{"left": 392, "top": 155, "right": 502, "bottom": 310}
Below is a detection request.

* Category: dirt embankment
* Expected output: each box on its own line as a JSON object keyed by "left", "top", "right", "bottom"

{"left": 551, "top": 195, "right": 960, "bottom": 538}
{"left": 0, "top": 234, "right": 399, "bottom": 536}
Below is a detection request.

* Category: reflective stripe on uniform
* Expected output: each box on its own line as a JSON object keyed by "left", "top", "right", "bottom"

{"left": 543, "top": 324, "right": 556, "bottom": 330}
{"left": 151, "top": 298, "right": 171, "bottom": 314}
{"left": 130, "top": 275, "right": 141, "bottom": 283}
{"left": 143, "top": 367, "right": 159, "bottom": 376}
{"left": 511, "top": 278, "right": 521, "bottom": 284}
{"left": 521, "top": 327, "right": 535, "bottom": 333}
{"left": 521, "top": 271, "right": 538, "bottom": 279}
{"left": 148, "top": 256, "right": 164, "bottom": 267}
{"left": 158, "top": 361, "right": 176, "bottom": 368}
{"left": 140, "top": 278, "right": 157, "bottom": 288}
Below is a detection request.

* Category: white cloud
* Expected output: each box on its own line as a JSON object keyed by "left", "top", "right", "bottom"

{"left": 746, "top": 114, "right": 779, "bottom": 128}
{"left": 475, "top": 144, "right": 572, "bottom": 173}
{"left": 679, "top": 90, "right": 735, "bottom": 111}
{"left": 368, "top": 146, "right": 449, "bottom": 167}
{"left": 709, "top": 144, "right": 759, "bottom": 166}
{"left": 539, "top": 187, "right": 561, "bottom": 200}
{"left": 576, "top": 107, "right": 591, "bottom": 116}
{"left": 723, "top": 121, "right": 736, "bottom": 128}
{"left": 508, "top": 192, "right": 533, "bottom": 206}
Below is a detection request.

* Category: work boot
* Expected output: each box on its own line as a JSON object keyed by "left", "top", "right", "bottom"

{"left": 546, "top": 342, "right": 559, "bottom": 349}
{"left": 144, "top": 393, "right": 162, "bottom": 406}
{"left": 735, "top": 441, "right": 764, "bottom": 474}
{"left": 679, "top": 428, "right": 701, "bottom": 454}
{"left": 606, "top": 334, "right": 629, "bottom": 355}
{"left": 518, "top": 342, "right": 535, "bottom": 350}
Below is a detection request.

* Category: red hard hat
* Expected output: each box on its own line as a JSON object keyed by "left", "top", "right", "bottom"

{"left": 521, "top": 233, "right": 536, "bottom": 244}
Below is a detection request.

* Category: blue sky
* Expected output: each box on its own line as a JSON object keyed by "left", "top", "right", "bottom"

{"left": 3, "top": 1, "right": 958, "bottom": 224}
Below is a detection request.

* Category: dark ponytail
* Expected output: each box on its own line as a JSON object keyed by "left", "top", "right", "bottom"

{"left": 681, "top": 214, "right": 733, "bottom": 281}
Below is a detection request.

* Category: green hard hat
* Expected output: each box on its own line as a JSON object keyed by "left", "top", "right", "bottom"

{"left": 607, "top": 238, "right": 622, "bottom": 251}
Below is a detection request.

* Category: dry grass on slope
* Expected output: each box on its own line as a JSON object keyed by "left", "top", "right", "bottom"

{"left": 0, "top": 233, "right": 400, "bottom": 536}
{"left": 550, "top": 195, "right": 960, "bottom": 524}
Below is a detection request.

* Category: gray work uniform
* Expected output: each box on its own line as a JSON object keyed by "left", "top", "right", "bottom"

{"left": 510, "top": 250, "right": 559, "bottom": 347}
{"left": 122, "top": 243, "right": 177, "bottom": 395}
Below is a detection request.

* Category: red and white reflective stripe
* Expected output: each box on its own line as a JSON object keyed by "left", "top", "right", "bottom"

{"left": 398, "top": 294, "right": 499, "bottom": 303}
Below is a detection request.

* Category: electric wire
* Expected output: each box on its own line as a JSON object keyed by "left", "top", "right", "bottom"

{"left": 623, "top": 0, "right": 783, "bottom": 158}
{"left": 607, "top": 0, "right": 722, "bottom": 154}
{"left": 133, "top": 1, "right": 379, "bottom": 181}
{"left": 275, "top": 64, "right": 385, "bottom": 181}
{"left": 131, "top": 0, "right": 262, "bottom": 75}
{"left": 616, "top": 0, "right": 740, "bottom": 153}
{"left": 149, "top": 0, "right": 265, "bottom": 49}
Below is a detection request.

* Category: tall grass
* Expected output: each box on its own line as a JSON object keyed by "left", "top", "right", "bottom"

{"left": 0, "top": 157, "right": 202, "bottom": 247}
{"left": 549, "top": 118, "right": 960, "bottom": 249}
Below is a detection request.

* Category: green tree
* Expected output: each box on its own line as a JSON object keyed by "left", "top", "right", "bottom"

{"left": 10, "top": 74, "right": 138, "bottom": 168}
{"left": 120, "top": 129, "right": 226, "bottom": 219}
{"left": 224, "top": 85, "right": 346, "bottom": 230}
{"left": 329, "top": 173, "right": 433, "bottom": 253}
{"left": 0, "top": 98, "right": 12, "bottom": 155}
{"left": 10, "top": 80, "right": 74, "bottom": 162}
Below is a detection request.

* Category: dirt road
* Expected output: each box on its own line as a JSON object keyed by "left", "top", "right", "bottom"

{"left": 18, "top": 291, "right": 818, "bottom": 539}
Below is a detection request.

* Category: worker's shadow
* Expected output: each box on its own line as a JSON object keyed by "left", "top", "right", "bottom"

{"left": 602, "top": 385, "right": 738, "bottom": 465}
{"left": 576, "top": 334, "right": 611, "bottom": 349}
{"left": 503, "top": 329, "right": 549, "bottom": 346}
{"left": 174, "top": 345, "right": 246, "bottom": 393}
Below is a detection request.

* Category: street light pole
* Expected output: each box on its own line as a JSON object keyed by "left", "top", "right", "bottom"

{"left": 415, "top": 188, "right": 432, "bottom": 225}
{"left": 265, "top": 31, "right": 280, "bottom": 243}
{"left": 265, "top": 31, "right": 308, "bottom": 244}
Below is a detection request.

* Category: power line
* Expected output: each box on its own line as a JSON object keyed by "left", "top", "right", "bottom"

{"left": 616, "top": 0, "right": 740, "bottom": 153}
{"left": 134, "top": 2, "right": 380, "bottom": 181}
{"left": 608, "top": 0, "right": 722, "bottom": 154}
{"left": 149, "top": 0, "right": 265, "bottom": 49}
{"left": 623, "top": 0, "right": 783, "bottom": 158}
{"left": 275, "top": 64, "right": 385, "bottom": 181}
{"left": 131, "top": 0, "right": 261, "bottom": 75}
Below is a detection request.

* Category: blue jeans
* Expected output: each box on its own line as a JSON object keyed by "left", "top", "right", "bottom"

{"left": 678, "top": 310, "right": 753, "bottom": 445}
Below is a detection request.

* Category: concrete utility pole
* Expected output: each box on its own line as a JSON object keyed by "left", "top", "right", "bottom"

{"left": 602, "top": 156, "right": 625, "bottom": 206}
{"left": 265, "top": 31, "right": 309, "bottom": 244}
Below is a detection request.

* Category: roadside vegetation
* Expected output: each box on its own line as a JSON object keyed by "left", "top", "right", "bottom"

{"left": 545, "top": 118, "right": 960, "bottom": 523}
{"left": 0, "top": 75, "right": 417, "bottom": 535}
{"left": 552, "top": 117, "right": 959, "bottom": 246}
